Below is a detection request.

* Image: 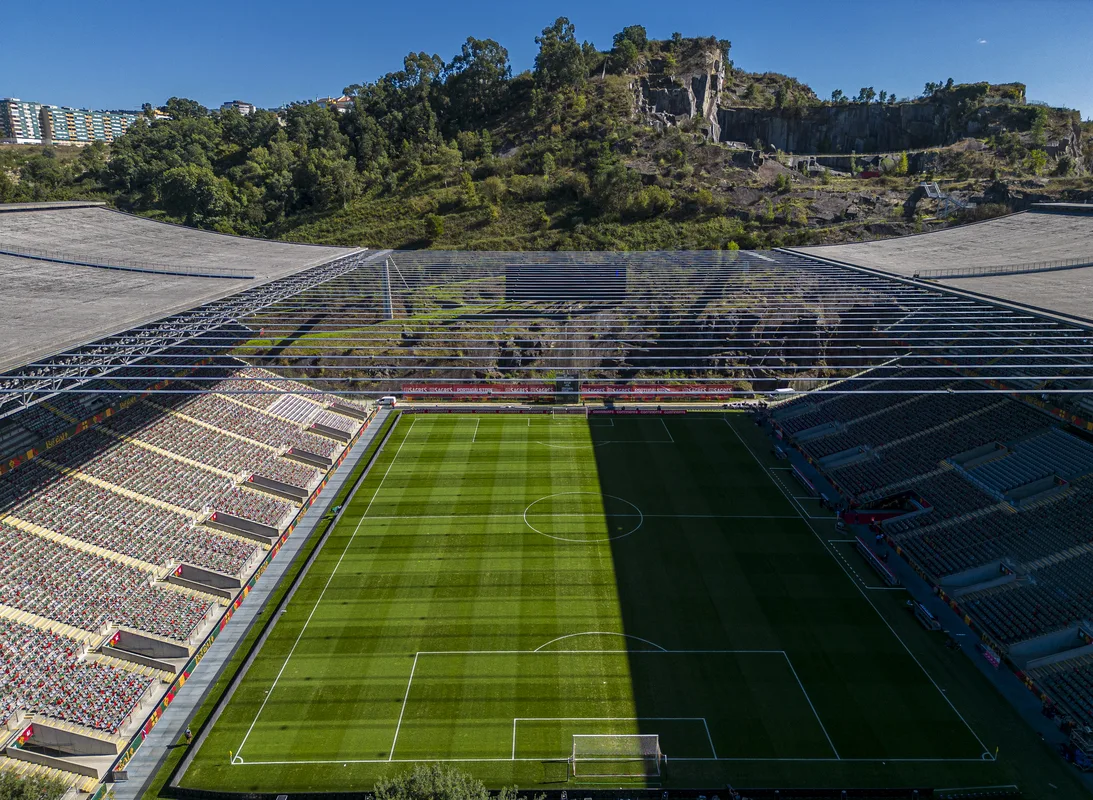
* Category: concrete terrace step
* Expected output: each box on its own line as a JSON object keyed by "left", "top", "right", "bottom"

{"left": 1022, "top": 540, "right": 1093, "bottom": 573}
{"left": 843, "top": 391, "right": 935, "bottom": 429}
{"left": 0, "top": 603, "right": 99, "bottom": 644}
{"left": 112, "top": 624, "right": 196, "bottom": 656}
{"left": 84, "top": 651, "right": 175, "bottom": 683}
{"left": 0, "top": 755, "right": 100, "bottom": 794}
{"left": 857, "top": 466, "right": 948, "bottom": 505}
{"left": 40, "top": 402, "right": 79, "bottom": 424}
{"left": 0, "top": 515, "right": 164, "bottom": 575}
{"left": 27, "top": 715, "right": 129, "bottom": 748}
{"left": 156, "top": 577, "right": 231, "bottom": 608}
{"left": 96, "top": 425, "right": 239, "bottom": 480}
{"left": 876, "top": 399, "right": 1007, "bottom": 455}
{"left": 143, "top": 400, "right": 281, "bottom": 454}
{"left": 888, "top": 501, "right": 1007, "bottom": 542}
{"left": 36, "top": 458, "right": 200, "bottom": 520}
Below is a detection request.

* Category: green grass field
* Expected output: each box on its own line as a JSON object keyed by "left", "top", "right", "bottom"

{"left": 179, "top": 413, "right": 1088, "bottom": 796}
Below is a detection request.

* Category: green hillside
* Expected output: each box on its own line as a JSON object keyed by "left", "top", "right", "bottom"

{"left": 3, "top": 20, "right": 1092, "bottom": 250}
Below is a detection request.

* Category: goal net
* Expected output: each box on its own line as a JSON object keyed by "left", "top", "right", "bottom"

{"left": 571, "top": 734, "right": 663, "bottom": 778}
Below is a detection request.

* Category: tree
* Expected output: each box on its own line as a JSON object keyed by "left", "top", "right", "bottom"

{"left": 534, "top": 17, "right": 585, "bottom": 91}
{"left": 375, "top": 764, "right": 489, "bottom": 800}
{"left": 591, "top": 159, "right": 641, "bottom": 215}
{"left": 1030, "top": 107, "right": 1048, "bottom": 147}
{"left": 612, "top": 38, "right": 640, "bottom": 71}
{"left": 460, "top": 170, "right": 478, "bottom": 207}
{"left": 77, "top": 140, "right": 107, "bottom": 176}
{"left": 481, "top": 175, "right": 506, "bottom": 205}
{"left": 424, "top": 213, "right": 444, "bottom": 241}
{"left": 612, "top": 25, "right": 648, "bottom": 52}
{"left": 0, "top": 770, "right": 69, "bottom": 800}
{"left": 163, "top": 97, "right": 208, "bottom": 119}
{"left": 878, "top": 90, "right": 888, "bottom": 104}
{"left": 855, "top": 87, "right": 876, "bottom": 104}
{"left": 718, "top": 38, "right": 733, "bottom": 67}
{"left": 444, "top": 37, "right": 512, "bottom": 128}
{"left": 830, "top": 89, "right": 844, "bottom": 103}
{"left": 1026, "top": 149, "right": 1048, "bottom": 175}
{"left": 160, "top": 163, "right": 236, "bottom": 224}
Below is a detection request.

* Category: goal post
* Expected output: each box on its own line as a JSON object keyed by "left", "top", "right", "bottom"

{"left": 570, "top": 734, "right": 663, "bottom": 778}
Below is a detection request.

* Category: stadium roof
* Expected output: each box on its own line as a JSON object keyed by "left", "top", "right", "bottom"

{"left": 790, "top": 205, "right": 1093, "bottom": 324}
{"left": 0, "top": 204, "right": 361, "bottom": 373}
{"left": 2, "top": 204, "right": 1093, "bottom": 419}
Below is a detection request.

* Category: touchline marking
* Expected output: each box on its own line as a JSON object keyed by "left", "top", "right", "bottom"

{"left": 660, "top": 417, "right": 676, "bottom": 443}
{"left": 722, "top": 415, "right": 992, "bottom": 758}
{"left": 471, "top": 418, "right": 479, "bottom": 443}
{"left": 235, "top": 418, "right": 417, "bottom": 760}
{"left": 782, "top": 652, "right": 839, "bottom": 759}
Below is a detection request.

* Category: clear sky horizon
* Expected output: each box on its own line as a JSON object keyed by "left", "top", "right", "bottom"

{"left": 3, "top": 0, "right": 1091, "bottom": 119}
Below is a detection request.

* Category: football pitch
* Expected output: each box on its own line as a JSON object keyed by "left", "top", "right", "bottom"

{"left": 181, "top": 412, "right": 1040, "bottom": 793}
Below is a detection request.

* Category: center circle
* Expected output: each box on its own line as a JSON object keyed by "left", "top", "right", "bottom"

{"left": 523, "top": 491, "right": 644, "bottom": 543}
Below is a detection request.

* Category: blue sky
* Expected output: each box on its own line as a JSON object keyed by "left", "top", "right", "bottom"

{"left": 3, "top": 0, "right": 1091, "bottom": 119}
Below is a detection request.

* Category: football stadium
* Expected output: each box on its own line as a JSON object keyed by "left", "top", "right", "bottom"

{"left": 0, "top": 202, "right": 1092, "bottom": 799}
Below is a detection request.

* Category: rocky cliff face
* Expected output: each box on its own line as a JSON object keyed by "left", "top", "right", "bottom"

{"left": 716, "top": 103, "right": 1082, "bottom": 157}
{"left": 630, "top": 46, "right": 1082, "bottom": 159}
{"left": 630, "top": 48, "right": 724, "bottom": 141}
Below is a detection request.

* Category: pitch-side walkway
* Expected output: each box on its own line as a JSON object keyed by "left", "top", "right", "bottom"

{"left": 114, "top": 408, "right": 392, "bottom": 800}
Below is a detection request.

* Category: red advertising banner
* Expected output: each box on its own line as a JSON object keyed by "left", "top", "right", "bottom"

{"left": 581, "top": 383, "right": 737, "bottom": 397}
{"left": 402, "top": 383, "right": 553, "bottom": 397}
{"left": 400, "top": 383, "right": 737, "bottom": 399}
